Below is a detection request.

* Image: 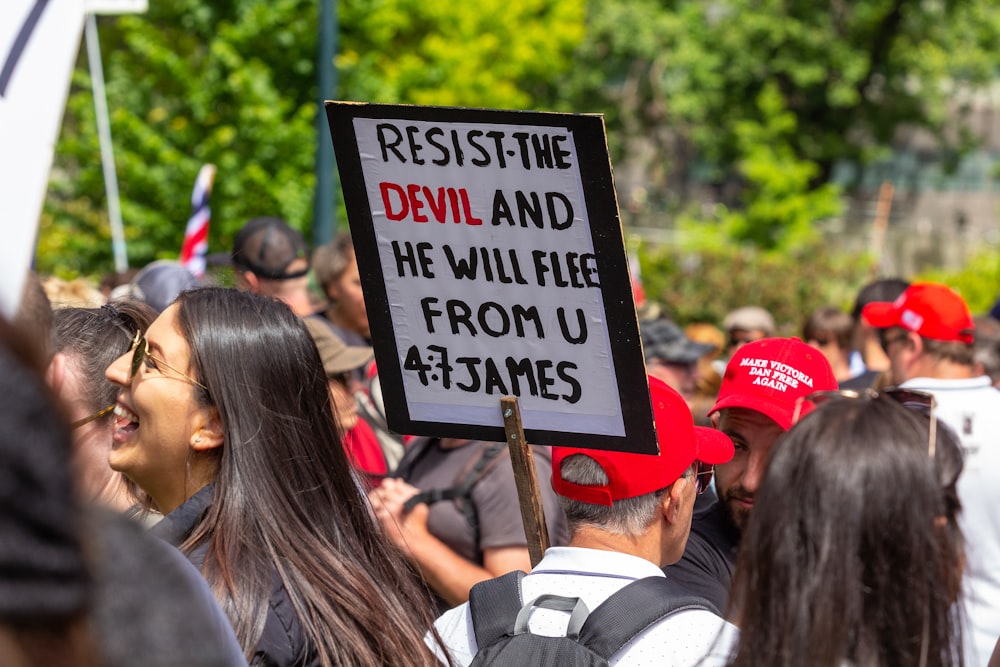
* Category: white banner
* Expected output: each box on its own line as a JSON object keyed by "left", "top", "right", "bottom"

{"left": 84, "top": 0, "right": 147, "bottom": 13}
{"left": 0, "top": 0, "right": 85, "bottom": 319}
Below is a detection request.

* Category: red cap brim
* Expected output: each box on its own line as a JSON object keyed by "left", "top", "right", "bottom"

{"left": 861, "top": 302, "right": 899, "bottom": 329}
{"left": 709, "top": 392, "right": 795, "bottom": 431}
{"left": 693, "top": 425, "right": 734, "bottom": 465}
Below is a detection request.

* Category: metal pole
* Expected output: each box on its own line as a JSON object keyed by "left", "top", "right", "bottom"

{"left": 84, "top": 12, "right": 128, "bottom": 273}
{"left": 313, "top": 0, "right": 338, "bottom": 246}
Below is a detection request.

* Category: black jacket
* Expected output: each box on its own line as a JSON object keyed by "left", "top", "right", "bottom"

{"left": 151, "top": 485, "right": 318, "bottom": 666}
{"left": 662, "top": 500, "right": 741, "bottom": 612}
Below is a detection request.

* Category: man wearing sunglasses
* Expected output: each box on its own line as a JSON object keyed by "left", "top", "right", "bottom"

{"left": 665, "top": 337, "right": 838, "bottom": 612}
{"left": 863, "top": 281, "right": 1000, "bottom": 667}
{"left": 430, "top": 377, "right": 736, "bottom": 666}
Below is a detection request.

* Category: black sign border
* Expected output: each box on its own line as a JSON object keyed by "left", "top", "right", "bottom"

{"left": 326, "top": 101, "right": 656, "bottom": 454}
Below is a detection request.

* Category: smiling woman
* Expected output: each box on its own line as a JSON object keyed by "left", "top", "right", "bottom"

{"left": 104, "top": 287, "right": 446, "bottom": 667}
{"left": 105, "top": 304, "right": 217, "bottom": 516}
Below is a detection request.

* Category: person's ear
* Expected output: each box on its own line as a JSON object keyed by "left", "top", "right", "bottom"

{"left": 661, "top": 477, "right": 689, "bottom": 526}
{"left": 237, "top": 271, "right": 259, "bottom": 292}
{"left": 46, "top": 352, "right": 69, "bottom": 394}
{"left": 190, "top": 407, "right": 224, "bottom": 452}
{"left": 324, "top": 279, "right": 342, "bottom": 303}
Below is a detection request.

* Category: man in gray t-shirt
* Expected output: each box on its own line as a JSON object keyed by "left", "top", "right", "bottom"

{"left": 370, "top": 437, "right": 568, "bottom": 613}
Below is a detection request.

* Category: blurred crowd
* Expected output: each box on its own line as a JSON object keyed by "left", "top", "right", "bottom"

{"left": 3, "top": 214, "right": 999, "bottom": 666}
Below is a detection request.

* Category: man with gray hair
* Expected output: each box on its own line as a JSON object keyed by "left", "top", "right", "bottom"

{"left": 430, "top": 377, "right": 736, "bottom": 666}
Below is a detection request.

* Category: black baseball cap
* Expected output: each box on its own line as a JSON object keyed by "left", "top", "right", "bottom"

{"left": 231, "top": 217, "right": 309, "bottom": 280}
{"left": 640, "top": 319, "right": 716, "bottom": 365}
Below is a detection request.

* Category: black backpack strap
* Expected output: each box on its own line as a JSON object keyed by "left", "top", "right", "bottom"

{"left": 402, "top": 442, "right": 507, "bottom": 520}
{"left": 402, "top": 485, "right": 464, "bottom": 510}
{"left": 442, "top": 442, "right": 508, "bottom": 541}
{"left": 577, "top": 576, "right": 720, "bottom": 660}
{"left": 468, "top": 570, "right": 526, "bottom": 649}
{"left": 401, "top": 442, "right": 509, "bottom": 562}
{"left": 392, "top": 436, "right": 437, "bottom": 481}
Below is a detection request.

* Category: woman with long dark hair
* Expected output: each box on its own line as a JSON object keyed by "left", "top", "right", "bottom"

{"left": 726, "top": 393, "right": 965, "bottom": 667}
{"left": 105, "top": 287, "right": 443, "bottom": 666}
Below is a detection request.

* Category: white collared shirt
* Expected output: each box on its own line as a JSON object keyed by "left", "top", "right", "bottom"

{"left": 901, "top": 376, "right": 1000, "bottom": 666}
{"left": 429, "top": 546, "right": 737, "bottom": 666}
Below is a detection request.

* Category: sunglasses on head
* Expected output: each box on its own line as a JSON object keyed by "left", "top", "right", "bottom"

{"left": 128, "top": 331, "right": 207, "bottom": 390}
{"left": 692, "top": 460, "right": 714, "bottom": 495}
{"left": 791, "top": 387, "right": 937, "bottom": 457}
{"left": 729, "top": 334, "right": 758, "bottom": 347}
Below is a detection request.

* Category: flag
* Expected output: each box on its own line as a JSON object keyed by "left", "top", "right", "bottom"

{"left": 180, "top": 164, "right": 215, "bottom": 278}
{"left": 627, "top": 242, "right": 645, "bottom": 308}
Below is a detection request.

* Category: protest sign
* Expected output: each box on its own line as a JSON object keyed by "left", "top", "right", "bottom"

{"left": 326, "top": 102, "right": 656, "bottom": 454}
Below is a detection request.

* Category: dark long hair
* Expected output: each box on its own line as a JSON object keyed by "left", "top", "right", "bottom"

{"left": 726, "top": 396, "right": 964, "bottom": 667}
{"left": 174, "top": 288, "right": 441, "bottom": 666}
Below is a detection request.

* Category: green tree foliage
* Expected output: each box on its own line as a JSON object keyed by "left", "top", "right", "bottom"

{"left": 678, "top": 82, "right": 843, "bottom": 250}
{"left": 637, "top": 240, "right": 871, "bottom": 331}
{"left": 41, "top": 0, "right": 321, "bottom": 277}
{"left": 553, "top": 0, "right": 1000, "bottom": 250}
{"left": 338, "top": 0, "right": 584, "bottom": 109}
{"left": 919, "top": 249, "right": 1000, "bottom": 315}
{"left": 39, "top": 0, "right": 585, "bottom": 278}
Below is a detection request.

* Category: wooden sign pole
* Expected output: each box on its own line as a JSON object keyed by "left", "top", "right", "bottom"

{"left": 500, "top": 396, "right": 550, "bottom": 568}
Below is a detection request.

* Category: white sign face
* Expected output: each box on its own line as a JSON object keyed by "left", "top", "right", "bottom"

{"left": 0, "top": 0, "right": 85, "bottom": 319}
{"left": 356, "top": 116, "right": 620, "bottom": 434}
{"left": 329, "top": 104, "right": 655, "bottom": 453}
{"left": 83, "top": 0, "right": 147, "bottom": 13}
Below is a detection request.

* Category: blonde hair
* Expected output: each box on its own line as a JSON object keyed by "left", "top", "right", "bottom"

{"left": 42, "top": 277, "right": 105, "bottom": 309}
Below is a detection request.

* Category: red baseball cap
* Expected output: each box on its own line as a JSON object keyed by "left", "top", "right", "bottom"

{"left": 551, "top": 377, "right": 734, "bottom": 506}
{"left": 861, "top": 282, "right": 974, "bottom": 344}
{"left": 708, "top": 337, "right": 838, "bottom": 431}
